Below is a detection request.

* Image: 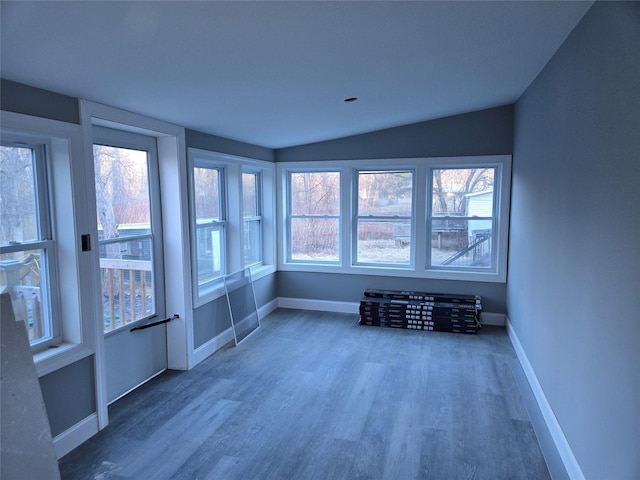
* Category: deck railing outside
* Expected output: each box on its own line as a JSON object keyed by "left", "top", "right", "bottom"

{"left": 100, "top": 258, "right": 153, "bottom": 332}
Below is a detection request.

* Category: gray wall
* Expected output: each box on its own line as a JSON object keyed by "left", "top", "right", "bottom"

{"left": 276, "top": 104, "right": 513, "bottom": 162}
{"left": 508, "top": 2, "right": 640, "bottom": 478}
{"left": 186, "top": 128, "right": 274, "bottom": 162}
{"left": 275, "top": 105, "right": 514, "bottom": 313}
{"left": 1, "top": 79, "right": 79, "bottom": 124}
{"left": 39, "top": 356, "right": 96, "bottom": 437}
{"left": 277, "top": 272, "right": 506, "bottom": 314}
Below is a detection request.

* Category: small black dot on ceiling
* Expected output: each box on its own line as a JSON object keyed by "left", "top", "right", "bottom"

{"left": 344, "top": 97, "right": 358, "bottom": 102}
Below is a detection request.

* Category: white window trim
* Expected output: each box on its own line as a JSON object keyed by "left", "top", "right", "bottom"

{"left": 285, "top": 168, "right": 343, "bottom": 265}
{"left": 188, "top": 148, "right": 276, "bottom": 307}
{"left": 0, "top": 140, "right": 62, "bottom": 350}
{"left": 353, "top": 167, "right": 416, "bottom": 268}
{"left": 242, "top": 169, "right": 263, "bottom": 267}
{"left": 1, "top": 110, "right": 94, "bottom": 376}
{"left": 188, "top": 156, "right": 228, "bottom": 305}
{"left": 277, "top": 155, "right": 511, "bottom": 283}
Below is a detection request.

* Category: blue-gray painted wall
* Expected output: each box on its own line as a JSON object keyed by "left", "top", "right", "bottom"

{"left": 276, "top": 104, "right": 513, "bottom": 162}
{"left": 39, "top": 355, "right": 96, "bottom": 437}
{"left": 186, "top": 128, "right": 274, "bottom": 162}
{"left": 509, "top": 2, "right": 640, "bottom": 478}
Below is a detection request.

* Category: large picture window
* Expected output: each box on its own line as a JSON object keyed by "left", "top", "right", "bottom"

{"left": 279, "top": 155, "right": 510, "bottom": 282}
{"left": 288, "top": 171, "right": 341, "bottom": 263}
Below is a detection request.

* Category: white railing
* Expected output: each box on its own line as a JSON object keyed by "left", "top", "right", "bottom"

{"left": 100, "top": 258, "right": 153, "bottom": 332}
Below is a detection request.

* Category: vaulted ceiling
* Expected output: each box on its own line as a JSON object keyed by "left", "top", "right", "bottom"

{"left": 1, "top": 1, "right": 593, "bottom": 148}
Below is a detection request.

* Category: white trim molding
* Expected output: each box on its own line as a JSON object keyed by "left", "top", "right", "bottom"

{"left": 506, "top": 318, "right": 585, "bottom": 480}
{"left": 191, "top": 298, "right": 278, "bottom": 367}
{"left": 192, "top": 327, "right": 235, "bottom": 366}
{"left": 277, "top": 297, "right": 360, "bottom": 314}
{"left": 53, "top": 413, "right": 99, "bottom": 459}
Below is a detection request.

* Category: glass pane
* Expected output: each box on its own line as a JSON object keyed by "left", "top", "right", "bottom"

{"left": 0, "top": 146, "right": 39, "bottom": 243}
{"left": 358, "top": 170, "right": 413, "bottom": 216}
{"left": 94, "top": 144, "right": 158, "bottom": 331}
{"left": 291, "top": 217, "right": 339, "bottom": 262}
{"left": 431, "top": 167, "right": 494, "bottom": 215}
{"left": 193, "top": 167, "right": 221, "bottom": 222}
{"left": 0, "top": 249, "right": 48, "bottom": 343}
{"left": 431, "top": 219, "right": 493, "bottom": 268}
{"left": 356, "top": 221, "right": 411, "bottom": 265}
{"left": 94, "top": 145, "right": 151, "bottom": 238}
{"left": 430, "top": 167, "right": 495, "bottom": 270}
{"left": 99, "top": 238, "right": 155, "bottom": 331}
{"left": 196, "top": 224, "right": 223, "bottom": 290}
{"left": 242, "top": 172, "right": 258, "bottom": 217}
{"left": 290, "top": 172, "right": 340, "bottom": 215}
{"left": 244, "top": 219, "right": 261, "bottom": 265}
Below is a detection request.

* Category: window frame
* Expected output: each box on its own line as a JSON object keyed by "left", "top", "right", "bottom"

{"left": 0, "top": 139, "right": 62, "bottom": 351}
{"left": 188, "top": 148, "right": 275, "bottom": 307}
{"left": 286, "top": 168, "right": 342, "bottom": 265}
{"left": 242, "top": 169, "right": 262, "bottom": 267}
{"left": 353, "top": 168, "right": 416, "bottom": 268}
{"left": 1, "top": 110, "right": 93, "bottom": 377}
{"left": 425, "top": 158, "right": 510, "bottom": 281}
{"left": 277, "top": 155, "right": 511, "bottom": 283}
{"left": 188, "top": 155, "right": 228, "bottom": 305}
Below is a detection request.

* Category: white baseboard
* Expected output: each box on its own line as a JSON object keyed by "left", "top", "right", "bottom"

{"left": 258, "top": 298, "right": 278, "bottom": 319}
{"left": 53, "top": 412, "right": 99, "bottom": 459}
{"left": 277, "top": 297, "right": 359, "bottom": 314}
{"left": 191, "top": 299, "right": 278, "bottom": 366}
{"left": 506, "top": 318, "right": 584, "bottom": 480}
{"left": 192, "top": 327, "right": 234, "bottom": 366}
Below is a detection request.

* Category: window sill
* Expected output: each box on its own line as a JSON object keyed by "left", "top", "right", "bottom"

{"left": 193, "top": 264, "right": 276, "bottom": 308}
{"left": 34, "top": 342, "right": 93, "bottom": 378}
{"left": 278, "top": 262, "right": 506, "bottom": 283}
{"left": 249, "top": 264, "right": 276, "bottom": 282}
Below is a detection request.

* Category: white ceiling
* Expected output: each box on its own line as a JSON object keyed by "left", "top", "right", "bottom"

{"left": 1, "top": 1, "right": 593, "bottom": 149}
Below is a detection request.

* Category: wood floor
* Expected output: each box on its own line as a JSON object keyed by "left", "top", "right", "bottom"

{"left": 59, "top": 309, "right": 550, "bottom": 480}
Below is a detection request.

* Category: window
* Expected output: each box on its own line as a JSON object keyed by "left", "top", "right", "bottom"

{"left": 0, "top": 142, "right": 61, "bottom": 349}
{"left": 355, "top": 169, "right": 414, "bottom": 266}
{"left": 92, "top": 127, "right": 164, "bottom": 333}
{"left": 188, "top": 148, "right": 275, "bottom": 305}
{"left": 191, "top": 162, "right": 226, "bottom": 299}
{"left": 279, "top": 155, "right": 510, "bottom": 282}
{"left": 428, "top": 167, "right": 496, "bottom": 270}
{"left": 288, "top": 170, "right": 341, "bottom": 263}
{"left": 243, "top": 171, "right": 261, "bottom": 266}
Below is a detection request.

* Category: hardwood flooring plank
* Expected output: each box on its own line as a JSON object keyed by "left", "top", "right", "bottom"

{"left": 120, "top": 397, "right": 241, "bottom": 479}
{"left": 381, "top": 401, "right": 424, "bottom": 480}
{"left": 59, "top": 310, "right": 551, "bottom": 480}
{"left": 329, "top": 361, "right": 386, "bottom": 441}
